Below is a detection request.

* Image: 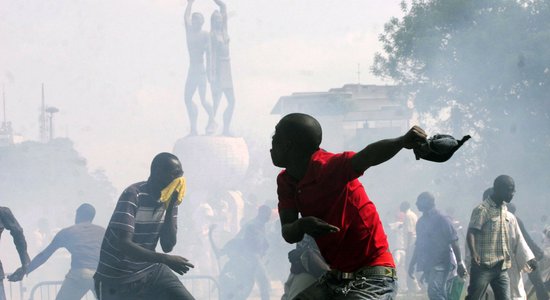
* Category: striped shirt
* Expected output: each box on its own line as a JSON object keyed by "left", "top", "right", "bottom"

{"left": 94, "top": 182, "right": 178, "bottom": 284}
{"left": 468, "top": 197, "right": 511, "bottom": 269}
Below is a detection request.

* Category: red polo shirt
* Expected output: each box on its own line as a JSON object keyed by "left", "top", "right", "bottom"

{"left": 277, "top": 149, "right": 395, "bottom": 272}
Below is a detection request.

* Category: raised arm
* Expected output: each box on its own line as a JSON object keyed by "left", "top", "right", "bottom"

{"left": 213, "top": 0, "right": 227, "bottom": 15}
{"left": 212, "top": 0, "right": 228, "bottom": 29}
{"left": 184, "top": 0, "right": 194, "bottom": 28}
{"left": 351, "top": 125, "right": 427, "bottom": 173}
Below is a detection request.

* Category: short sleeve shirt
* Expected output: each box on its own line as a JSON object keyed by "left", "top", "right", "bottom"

{"left": 403, "top": 209, "right": 418, "bottom": 237}
{"left": 415, "top": 208, "right": 458, "bottom": 272}
{"left": 52, "top": 223, "right": 105, "bottom": 270}
{"left": 468, "top": 197, "right": 511, "bottom": 269}
{"left": 94, "top": 182, "right": 177, "bottom": 284}
{"left": 277, "top": 150, "right": 395, "bottom": 272}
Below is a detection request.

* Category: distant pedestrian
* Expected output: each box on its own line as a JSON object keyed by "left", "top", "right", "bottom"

{"left": 9, "top": 204, "right": 105, "bottom": 300}
{"left": 465, "top": 175, "right": 515, "bottom": 300}
{"left": 408, "top": 192, "right": 466, "bottom": 300}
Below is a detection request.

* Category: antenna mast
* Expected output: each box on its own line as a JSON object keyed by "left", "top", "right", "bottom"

{"left": 39, "top": 83, "right": 47, "bottom": 142}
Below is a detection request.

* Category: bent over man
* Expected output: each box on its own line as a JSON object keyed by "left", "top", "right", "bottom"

{"left": 271, "top": 113, "right": 428, "bottom": 299}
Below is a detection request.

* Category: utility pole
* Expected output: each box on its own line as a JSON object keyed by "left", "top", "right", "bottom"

{"left": 39, "top": 83, "right": 48, "bottom": 142}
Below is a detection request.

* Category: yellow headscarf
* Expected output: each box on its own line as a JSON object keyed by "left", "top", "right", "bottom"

{"left": 159, "top": 177, "right": 186, "bottom": 207}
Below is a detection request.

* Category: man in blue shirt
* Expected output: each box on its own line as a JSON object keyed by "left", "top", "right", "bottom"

{"left": 408, "top": 192, "right": 467, "bottom": 300}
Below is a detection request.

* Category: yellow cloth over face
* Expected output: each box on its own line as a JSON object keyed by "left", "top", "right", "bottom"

{"left": 160, "top": 177, "right": 186, "bottom": 207}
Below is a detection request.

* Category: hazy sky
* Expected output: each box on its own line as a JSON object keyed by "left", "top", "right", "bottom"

{"left": 1, "top": 0, "right": 404, "bottom": 190}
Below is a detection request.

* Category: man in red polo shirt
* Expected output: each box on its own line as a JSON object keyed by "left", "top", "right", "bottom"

{"left": 271, "top": 113, "right": 427, "bottom": 299}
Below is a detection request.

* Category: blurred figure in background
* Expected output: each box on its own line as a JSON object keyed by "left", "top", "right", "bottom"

{"left": 504, "top": 203, "right": 537, "bottom": 300}
{"left": 399, "top": 201, "right": 421, "bottom": 294}
{"left": 510, "top": 203, "right": 549, "bottom": 300}
{"left": 408, "top": 192, "right": 466, "bottom": 300}
{"left": 0, "top": 206, "right": 30, "bottom": 300}
{"left": 9, "top": 203, "right": 105, "bottom": 300}
{"left": 214, "top": 205, "right": 272, "bottom": 300}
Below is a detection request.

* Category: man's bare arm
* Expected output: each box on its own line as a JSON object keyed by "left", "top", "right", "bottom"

{"left": 351, "top": 126, "right": 427, "bottom": 173}
{"left": 213, "top": 0, "right": 226, "bottom": 14}
{"left": 451, "top": 239, "right": 467, "bottom": 277}
{"left": 467, "top": 228, "right": 480, "bottom": 265}
{"left": 280, "top": 208, "right": 339, "bottom": 244}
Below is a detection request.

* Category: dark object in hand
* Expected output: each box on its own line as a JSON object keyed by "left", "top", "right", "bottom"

{"left": 527, "top": 258, "right": 538, "bottom": 271}
{"left": 414, "top": 134, "right": 471, "bottom": 162}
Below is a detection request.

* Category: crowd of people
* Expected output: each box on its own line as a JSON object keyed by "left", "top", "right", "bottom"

{"left": 1, "top": 113, "right": 549, "bottom": 300}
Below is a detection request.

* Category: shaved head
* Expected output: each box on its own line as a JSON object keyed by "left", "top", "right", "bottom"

{"left": 493, "top": 174, "right": 515, "bottom": 204}
{"left": 277, "top": 113, "right": 322, "bottom": 153}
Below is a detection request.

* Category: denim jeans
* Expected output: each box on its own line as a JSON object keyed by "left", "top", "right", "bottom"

{"left": 0, "top": 280, "right": 5, "bottom": 300}
{"left": 425, "top": 264, "right": 451, "bottom": 300}
{"left": 294, "top": 273, "right": 397, "bottom": 300}
{"left": 465, "top": 262, "right": 510, "bottom": 300}
{"left": 94, "top": 264, "right": 194, "bottom": 300}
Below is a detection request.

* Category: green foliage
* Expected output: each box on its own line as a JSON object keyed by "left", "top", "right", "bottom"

{"left": 374, "top": 0, "right": 550, "bottom": 134}
{"left": 373, "top": 0, "right": 550, "bottom": 211}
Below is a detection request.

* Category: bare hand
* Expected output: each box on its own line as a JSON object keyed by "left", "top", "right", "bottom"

{"left": 299, "top": 217, "right": 339, "bottom": 238}
{"left": 457, "top": 262, "right": 467, "bottom": 278}
{"left": 472, "top": 253, "right": 481, "bottom": 266}
{"left": 402, "top": 125, "right": 428, "bottom": 149}
{"left": 7, "top": 267, "right": 26, "bottom": 282}
{"left": 164, "top": 255, "right": 194, "bottom": 275}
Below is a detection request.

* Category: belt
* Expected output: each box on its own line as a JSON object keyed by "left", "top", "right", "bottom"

{"left": 329, "top": 266, "right": 397, "bottom": 280}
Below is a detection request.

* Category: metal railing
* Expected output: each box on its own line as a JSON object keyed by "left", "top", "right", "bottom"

{"left": 4, "top": 274, "right": 25, "bottom": 300}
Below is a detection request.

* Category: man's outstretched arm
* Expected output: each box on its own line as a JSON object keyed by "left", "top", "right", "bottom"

{"left": 8, "top": 236, "right": 63, "bottom": 281}
{"left": 351, "top": 125, "right": 427, "bottom": 173}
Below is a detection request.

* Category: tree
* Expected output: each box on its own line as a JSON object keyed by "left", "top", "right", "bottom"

{"left": 373, "top": 0, "right": 550, "bottom": 210}
{"left": 374, "top": 0, "right": 549, "bottom": 133}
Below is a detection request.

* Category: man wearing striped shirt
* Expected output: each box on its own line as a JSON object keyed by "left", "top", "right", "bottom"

{"left": 94, "top": 153, "right": 195, "bottom": 300}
